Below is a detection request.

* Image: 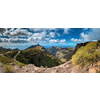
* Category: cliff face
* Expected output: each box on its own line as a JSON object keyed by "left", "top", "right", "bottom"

{"left": 74, "top": 41, "right": 100, "bottom": 53}
{"left": 74, "top": 42, "right": 89, "bottom": 53}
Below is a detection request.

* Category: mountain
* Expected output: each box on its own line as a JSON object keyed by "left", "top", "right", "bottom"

{"left": 18, "top": 41, "right": 100, "bottom": 73}
{"left": 0, "top": 46, "right": 7, "bottom": 50}
{"left": 1, "top": 42, "right": 100, "bottom": 73}
{"left": 13, "top": 48, "right": 19, "bottom": 50}
{"left": 0, "top": 46, "right": 12, "bottom": 54}
{"left": 47, "top": 46, "right": 75, "bottom": 63}
{"left": 47, "top": 46, "right": 63, "bottom": 55}
{"left": 0, "top": 46, "right": 19, "bottom": 51}
{"left": 26, "top": 44, "right": 45, "bottom": 50}
{"left": 16, "top": 44, "right": 61, "bottom": 68}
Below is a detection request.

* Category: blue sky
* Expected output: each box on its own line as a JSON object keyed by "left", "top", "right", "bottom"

{"left": 0, "top": 28, "right": 100, "bottom": 49}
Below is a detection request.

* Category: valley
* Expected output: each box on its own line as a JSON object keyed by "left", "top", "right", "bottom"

{"left": 0, "top": 41, "right": 100, "bottom": 73}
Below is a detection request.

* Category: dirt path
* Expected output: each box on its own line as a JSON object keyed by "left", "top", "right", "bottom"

{"left": 14, "top": 51, "right": 20, "bottom": 62}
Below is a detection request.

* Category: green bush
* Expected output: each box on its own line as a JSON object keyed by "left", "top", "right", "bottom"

{"left": 4, "top": 65, "right": 14, "bottom": 73}
{"left": 1, "top": 63, "right": 4, "bottom": 67}
{"left": 0, "top": 56, "right": 15, "bottom": 64}
{"left": 17, "top": 62, "right": 25, "bottom": 68}
{"left": 45, "top": 66, "right": 48, "bottom": 68}
{"left": 72, "top": 41, "right": 100, "bottom": 67}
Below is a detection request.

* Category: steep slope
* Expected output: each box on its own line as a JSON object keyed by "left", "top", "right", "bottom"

{"left": 19, "top": 59, "right": 100, "bottom": 73}
{"left": 16, "top": 44, "right": 61, "bottom": 68}
{"left": 47, "top": 46, "right": 75, "bottom": 63}
{"left": 0, "top": 46, "right": 11, "bottom": 54}
{"left": 1, "top": 41, "right": 100, "bottom": 73}
{"left": 72, "top": 41, "right": 100, "bottom": 66}
{"left": 73, "top": 40, "right": 100, "bottom": 53}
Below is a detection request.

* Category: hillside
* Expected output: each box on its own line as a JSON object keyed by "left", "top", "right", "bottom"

{"left": 16, "top": 44, "right": 61, "bottom": 68}
{"left": 1, "top": 41, "right": 100, "bottom": 73}
{"left": 0, "top": 46, "right": 12, "bottom": 54}
{"left": 47, "top": 46, "right": 74, "bottom": 63}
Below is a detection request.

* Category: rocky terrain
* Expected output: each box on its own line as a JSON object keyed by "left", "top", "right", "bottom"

{"left": 0, "top": 41, "right": 100, "bottom": 73}
{"left": 0, "top": 59, "right": 100, "bottom": 73}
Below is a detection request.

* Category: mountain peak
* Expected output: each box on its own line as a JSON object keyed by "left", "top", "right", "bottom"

{"left": 0, "top": 46, "right": 6, "bottom": 50}
{"left": 51, "top": 46, "right": 55, "bottom": 48}
{"left": 26, "top": 44, "right": 42, "bottom": 50}
{"left": 36, "top": 44, "right": 40, "bottom": 46}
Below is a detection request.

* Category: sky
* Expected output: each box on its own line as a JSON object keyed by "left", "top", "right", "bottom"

{"left": 0, "top": 28, "right": 100, "bottom": 50}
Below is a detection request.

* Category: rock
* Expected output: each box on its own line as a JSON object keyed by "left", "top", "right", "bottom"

{"left": 40, "top": 66, "right": 44, "bottom": 68}
{"left": 89, "top": 67, "right": 99, "bottom": 73}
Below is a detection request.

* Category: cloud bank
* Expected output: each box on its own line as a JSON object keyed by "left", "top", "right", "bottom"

{"left": 0, "top": 28, "right": 69, "bottom": 44}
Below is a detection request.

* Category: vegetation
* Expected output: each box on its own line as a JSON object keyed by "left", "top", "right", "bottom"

{"left": 16, "top": 47, "right": 61, "bottom": 68}
{"left": 16, "top": 53, "right": 29, "bottom": 64}
{"left": 4, "top": 50, "right": 18, "bottom": 58}
{"left": 1, "top": 63, "right": 4, "bottom": 67}
{"left": 0, "top": 49, "right": 11, "bottom": 54}
{"left": 17, "top": 62, "right": 26, "bottom": 68}
{"left": 4, "top": 65, "right": 14, "bottom": 73}
{"left": 72, "top": 41, "right": 100, "bottom": 67}
{"left": 55, "top": 47, "right": 74, "bottom": 63}
{"left": 0, "top": 55, "right": 15, "bottom": 64}
{"left": 45, "top": 66, "right": 48, "bottom": 68}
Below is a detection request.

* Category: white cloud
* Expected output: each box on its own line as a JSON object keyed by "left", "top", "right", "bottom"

{"left": 31, "top": 32, "right": 46, "bottom": 38}
{"left": 49, "top": 39, "right": 59, "bottom": 43}
{"left": 0, "top": 38, "right": 9, "bottom": 42}
{"left": 70, "top": 38, "right": 82, "bottom": 43}
{"left": 3, "top": 28, "right": 33, "bottom": 37}
{"left": 49, "top": 32, "right": 55, "bottom": 38}
{"left": 28, "top": 32, "right": 48, "bottom": 43}
{"left": 9, "top": 38, "right": 29, "bottom": 43}
{"left": 56, "top": 33, "right": 60, "bottom": 37}
{"left": 80, "top": 32, "right": 89, "bottom": 41}
{"left": 0, "top": 28, "right": 69, "bottom": 44}
{"left": 60, "top": 39, "right": 67, "bottom": 43}
{"left": 0, "top": 37, "right": 29, "bottom": 43}
{"left": 80, "top": 28, "right": 100, "bottom": 41}
{"left": 0, "top": 28, "right": 6, "bottom": 33}
{"left": 29, "top": 28, "right": 56, "bottom": 33}
{"left": 49, "top": 39, "right": 67, "bottom": 43}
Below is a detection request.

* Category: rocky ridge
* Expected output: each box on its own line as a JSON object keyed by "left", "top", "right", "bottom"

{"left": 0, "top": 42, "right": 100, "bottom": 73}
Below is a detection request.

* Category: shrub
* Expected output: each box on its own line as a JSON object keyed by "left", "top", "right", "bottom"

{"left": 72, "top": 41, "right": 100, "bottom": 67}
{"left": 0, "top": 56, "right": 15, "bottom": 63}
{"left": 17, "top": 62, "right": 25, "bottom": 68}
{"left": 4, "top": 65, "right": 14, "bottom": 73}
{"left": 45, "top": 66, "right": 48, "bottom": 68}
{"left": 1, "top": 63, "right": 4, "bottom": 67}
